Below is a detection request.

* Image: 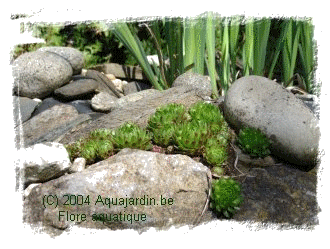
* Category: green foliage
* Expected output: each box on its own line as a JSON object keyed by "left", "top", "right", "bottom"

{"left": 147, "top": 103, "right": 190, "bottom": 147}
{"left": 210, "top": 178, "right": 244, "bottom": 218}
{"left": 148, "top": 101, "right": 231, "bottom": 168}
{"left": 189, "top": 101, "right": 222, "bottom": 123}
{"left": 148, "top": 103, "right": 190, "bottom": 129}
{"left": 237, "top": 127, "right": 271, "bottom": 158}
{"left": 112, "top": 122, "right": 153, "bottom": 151}
{"left": 174, "top": 120, "right": 209, "bottom": 155}
{"left": 189, "top": 101, "right": 229, "bottom": 137}
{"left": 204, "top": 134, "right": 228, "bottom": 167}
{"left": 65, "top": 128, "right": 113, "bottom": 165}
{"left": 66, "top": 102, "right": 232, "bottom": 168}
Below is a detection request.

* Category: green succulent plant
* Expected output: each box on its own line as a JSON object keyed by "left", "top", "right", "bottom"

{"left": 237, "top": 127, "right": 271, "bottom": 158}
{"left": 148, "top": 103, "right": 191, "bottom": 147}
{"left": 189, "top": 101, "right": 224, "bottom": 124}
{"left": 174, "top": 120, "right": 209, "bottom": 155}
{"left": 148, "top": 103, "right": 190, "bottom": 130}
{"left": 210, "top": 178, "right": 244, "bottom": 218}
{"left": 204, "top": 135, "right": 228, "bottom": 167}
{"left": 151, "top": 124, "right": 176, "bottom": 148}
{"left": 112, "top": 122, "right": 152, "bottom": 151}
{"left": 65, "top": 128, "right": 114, "bottom": 165}
{"left": 65, "top": 142, "right": 81, "bottom": 162}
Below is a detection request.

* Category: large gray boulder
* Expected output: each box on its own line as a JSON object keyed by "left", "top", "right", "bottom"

{"left": 23, "top": 148, "right": 212, "bottom": 234}
{"left": 223, "top": 76, "right": 320, "bottom": 169}
{"left": 38, "top": 46, "right": 84, "bottom": 75}
{"left": 12, "top": 51, "right": 73, "bottom": 99}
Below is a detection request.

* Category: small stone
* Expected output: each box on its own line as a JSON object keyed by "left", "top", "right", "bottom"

{"left": 91, "top": 92, "right": 117, "bottom": 112}
{"left": 69, "top": 158, "right": 86, "bottom": 173}
{"left": 24, "top": 183, "right": 40, "bottom": 198}
{"left": 105, "top": 74, "right": 116, "bottom": 81}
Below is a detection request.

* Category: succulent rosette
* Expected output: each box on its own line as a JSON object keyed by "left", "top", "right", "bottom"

{"left": 210, "top": 178, "right": 244, "bottom": 218}
{"left": 174, "top": 120, "right": 209, "bottom": 155}
{"left": 112, "top": 122, "right": 152, "bottom": 151}
{"left": 189, "top": 101, "right": 225, "bottom": 124}
{"left": 151, "top": 124, "right": 176, "bottom": 148}
{"left": 148, "top": 103, "right": 190, "bottom": 147}
{"left": 237, "top": 127, "right": 271, "bottom": 158}
{"left": 148, "top": 103, "right": 190, "bottom": 130}
{"left": 204, "top": 137, "right": 228, "bottom": 167}
{"left": 65, "top": 128, "right": 114, "bottom": 165}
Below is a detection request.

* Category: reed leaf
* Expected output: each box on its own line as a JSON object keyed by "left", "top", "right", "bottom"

{"left": 298, "top": 19, "right": 315, "bottom": 93}
{"left": 205, "top": 12, "right": 218, "bottom": 97}
{"left": 242, "top": 18, "right": 254, "bottom": 76}
{"left": 112, "top": 21, "right": 166, "bottom": 90}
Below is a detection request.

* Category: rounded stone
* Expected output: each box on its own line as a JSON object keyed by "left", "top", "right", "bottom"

{"left": 223, "top": 75, "right": 320, "bottom": 168}
{"left": 12, "top": 51, "right": 73, "bottom": 99}
{"left": 38, "top": 46, "right": 84, "bottom": 75}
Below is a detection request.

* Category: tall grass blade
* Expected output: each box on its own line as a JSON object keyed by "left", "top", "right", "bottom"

{"left": 242, "top": 18, "right": 254, "bottom": 76}
{"left": 298, "top": 19, "right": 315, "bottom": 93}
{"left": 205, "top": 12, "right": 218, "bottom": 97}
{"left": 253, "top": 18, "right": 271, "bottom": 76}
{"left": 112, "top": 21, "right": 165, "bottom": 90}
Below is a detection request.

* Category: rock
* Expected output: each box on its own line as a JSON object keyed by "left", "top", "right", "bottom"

{"left": 83, "top": 69, "right": 123, "bottom": 98}
{"left": 12, "top": 51, "right": 73, "bottom": 99}
{"left": 105, "top": 73, "right": 116, "bottom": 81}
{"left": 171, "top": 72, "right": 212, "bottom": 98}
{"left": 13, "top": 96, "right": 41, "bottom": 126}
{"left": 296, "top": 94, "right": 320, "bottom": 119}
{"left": 112, "top": 89, "right": 159, "bottom": 110}
{"left": 15, "top": 142, "right": 71, "bottom": 188}
{"left": 66, "top": 100, "right": 94, "bottom": 114}
{"left": 24, "top": 114, "right": 92, "bottom": 147}
{"left": 38, "top": 46, "right": 84, "bottom": 75}
{"left": 24, "top": 183, "right": 40, "bottom": 199}
{"left": 58, "top": 86, "right": 205, "bottom": 145}
{"left": 31, "top": 97, "right": 62, "bottom": 117}
{"left": 223, "top": 75, "right": 320, "bottom": 169}
{"left": 123, "top": 81, "right": 152, "bottom": 95}
{"left": 69, "top": 158, "right": 86, "bottom": 173}
{"left": 16, "top": 104, "right": 83, "bottom": 147}
{"left": 23, "top": 148, "right": 212, "bottom": 233}
{"left": 91, "top": 92, "right": 118, "bottom": 112}
{"left": 91, "top": 89, "right": 160, "bottom": 114}
{"left": 32, "top": 98, "right": 96, "bottom": 117}
{"left": 232, "top": 164, "right": 319, "bottom": 226}
{"left": 111, "top": 79, "right": 128, "bottom": 93}
{"left": 54, "top": 79, "right": 98, "bottom": 101}
{"left": 89, "top": 63, "right": 148, "bottom": 81}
